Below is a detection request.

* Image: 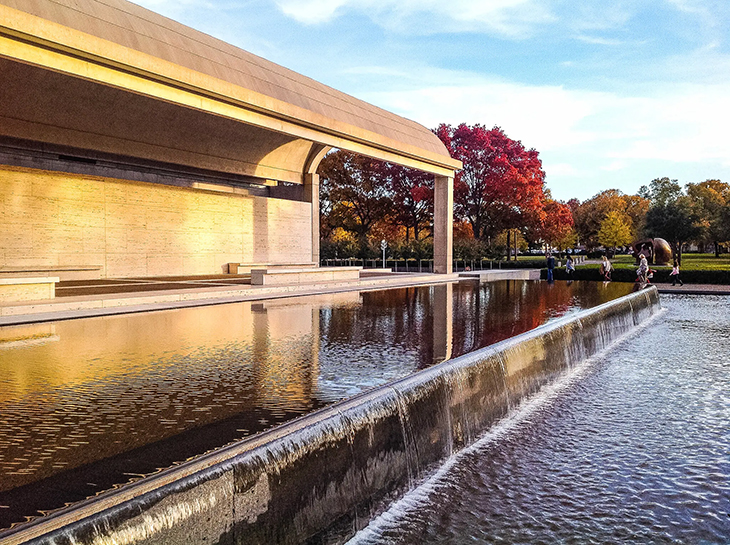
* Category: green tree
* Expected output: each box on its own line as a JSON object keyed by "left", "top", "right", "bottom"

{"left": 686, "top": 179, "right": 730, "bottom": 256}
{"left": 598, "top": 211, "right": 633, "bottom": 256}
{"left": 638, "top": 177, "right": 682, "bottom": 207}
{"left": 644, "top": 198, "right": 703, "bottom": 265}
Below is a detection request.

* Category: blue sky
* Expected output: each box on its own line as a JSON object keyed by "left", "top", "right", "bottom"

{"left": 135, "top": 0, "right": 730, "bottom": 201}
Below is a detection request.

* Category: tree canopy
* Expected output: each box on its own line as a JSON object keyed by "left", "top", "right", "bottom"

{"left": 572, "top": 189, "right": 649, "bottom": 250}
{"left": 598, "top": 211, "right": 633, "bottom": 255}
{"left": 435, "top": 123, "right": 547, "bottom": 242}
{"left": 319, "top": 150, "right": 393, "bottom": 257}
{"left": 686, "top": 180, "right": 730, "bottom": 256}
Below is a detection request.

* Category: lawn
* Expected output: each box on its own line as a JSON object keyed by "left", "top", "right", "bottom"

{"left": 609, "top": 253, "right": 730, "bottom": 271}
{"left": 531, "top": 253, "right": 730, "bottom": 284}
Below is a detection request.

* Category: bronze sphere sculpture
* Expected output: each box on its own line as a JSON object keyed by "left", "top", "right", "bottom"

{"left": 632, "top": 238, "right": 672, "bottom": 266}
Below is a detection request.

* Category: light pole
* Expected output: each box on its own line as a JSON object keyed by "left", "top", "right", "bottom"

{"left": 381, "top": 239, "right": 387, "bottom": 269}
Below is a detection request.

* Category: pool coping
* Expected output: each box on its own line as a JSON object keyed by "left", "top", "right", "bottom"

{"left": 0, "top": 272, "right": 473, "bottom": 326}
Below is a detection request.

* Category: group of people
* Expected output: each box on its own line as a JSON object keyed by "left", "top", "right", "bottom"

{"left": 545, "top": 252, "right": 683, "bottom": 286}
{"left": 546, "top": 253, "right": 577, "bottom": 282}
{"left": 545, "top": 253, "right": 588, "bottom": 282}
{"left": 636, "top": 253, "right": 683, "bottom": 285}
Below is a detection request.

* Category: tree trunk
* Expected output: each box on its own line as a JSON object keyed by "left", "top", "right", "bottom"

{"left": 506, "top": 230, "right": 511, "bottom": 261}
{"left": 715, "top": 240, "right": 720, "bottom": 258}
{"left": 673, "top": 241, "right": 682, "bottom": 266}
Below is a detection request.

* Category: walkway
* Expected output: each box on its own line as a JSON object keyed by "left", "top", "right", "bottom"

{"left": 655, "top": 283, "right": 730, "bottom": 296}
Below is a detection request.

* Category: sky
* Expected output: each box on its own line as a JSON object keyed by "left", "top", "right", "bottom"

{"left": 134, "top": 0, "right": 730, "bottom": 202}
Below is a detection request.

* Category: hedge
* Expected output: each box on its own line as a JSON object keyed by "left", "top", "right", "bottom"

{"left": 541, "top": 265, "right": 730, "bottom": 284}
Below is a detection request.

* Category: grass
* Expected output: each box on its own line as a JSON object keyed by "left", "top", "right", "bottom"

{"left": 608, "top": 253, "right": 730, "bottom": 271}
{"left": 533, "top": 253, "right": 730, "bottom": 284}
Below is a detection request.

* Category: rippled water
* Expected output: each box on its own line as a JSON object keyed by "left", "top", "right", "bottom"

{"left": 0, "top": 280, "right": 631, "bottom": 529}
{"left": 351, "top": 295, "right": 730, "bottom": 544}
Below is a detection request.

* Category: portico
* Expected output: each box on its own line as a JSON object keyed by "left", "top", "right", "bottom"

{"left": 0, "top": 0, "right": 460, "bottom": 282}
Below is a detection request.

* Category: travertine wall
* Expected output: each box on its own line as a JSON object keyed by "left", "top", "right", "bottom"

{"left": 0, "top": 165, "right": 312, "bottom": 277}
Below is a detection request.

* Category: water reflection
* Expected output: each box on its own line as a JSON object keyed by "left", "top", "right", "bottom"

{"left": 0, "top": 280, "right": 631, "bottom": 528}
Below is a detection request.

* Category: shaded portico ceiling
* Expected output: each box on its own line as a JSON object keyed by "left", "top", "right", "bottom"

{"left": 0, "top": 0, "right": 461, "bottom": 184}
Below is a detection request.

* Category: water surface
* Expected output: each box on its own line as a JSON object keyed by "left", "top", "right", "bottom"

{"left": 352, "top": 294, "right": 730, "bottom": 544}
{"left": 0, "top": 279, "right": 632, "bottom": 528}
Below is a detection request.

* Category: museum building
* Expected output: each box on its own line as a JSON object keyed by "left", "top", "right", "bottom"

{"left": 0, "top": 0, "right": 460, "bottom": 281}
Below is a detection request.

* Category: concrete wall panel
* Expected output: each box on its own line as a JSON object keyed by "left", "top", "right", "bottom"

{"left": 0, "top": 165, "right": 312, "bottom": 278}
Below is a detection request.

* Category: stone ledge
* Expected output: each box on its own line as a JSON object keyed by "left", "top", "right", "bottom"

{"left": 228, "top": 263, "right": 317, "bottom": 274}
{"left": 0, "top": 276, "right": 59, "bottom": 303}
{"left": 251, "top": 267, "right": 361, "bottom": 286}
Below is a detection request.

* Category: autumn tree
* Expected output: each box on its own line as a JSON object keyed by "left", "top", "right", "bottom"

{"left": 376, "top": 162, "right": 433, "bottom": 242}
{"left": 318, "top": 150, "right": 393, "bottom": 257}
{"left": 536, "top": 199, "right": 574, "bottom": 253}
{"left": 493, "top": 229, "right": 528, "bottom": 258}
{"left": 621, "top": 194, "right": 650, "bottom": 240}
{"left": 572, "top": 189, "right": 648, "bottom": 249}
{"left": 434, "top": 124, "right": 546, "bottom": 247}
{"left": 598, "top": 211, "right": 633, "bottom": 256}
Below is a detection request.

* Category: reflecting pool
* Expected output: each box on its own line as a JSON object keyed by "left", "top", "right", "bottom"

{"left": 351, "top": 294, "right": 730, "bottom": 544}
{"left": 0, "top": 279, "right": 632, "bottom": 528}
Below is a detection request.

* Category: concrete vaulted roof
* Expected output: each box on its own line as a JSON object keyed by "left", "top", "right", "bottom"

{"left": 0, "top": 0, "right": 460, "bottom": 180}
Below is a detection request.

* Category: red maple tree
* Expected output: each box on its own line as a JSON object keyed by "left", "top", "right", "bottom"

{"left": 435, "top": 123, "right": 546, "bottom": 241}
{"left": 537, "top": 199, "right": 574, "bottom": 248}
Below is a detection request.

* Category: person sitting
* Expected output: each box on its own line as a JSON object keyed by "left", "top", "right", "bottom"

{"left": 636, "top": 253, "right": 649, "bottom": 283}
{"left": 566, "top": 256, "right": 575, "bottom": 280}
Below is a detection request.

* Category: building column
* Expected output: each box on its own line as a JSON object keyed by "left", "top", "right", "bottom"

{"left": 433, "top": 175, "right": 454, "bottom": 274}
{"left": 304, "top": 173, "right": 320, "bottom": 267}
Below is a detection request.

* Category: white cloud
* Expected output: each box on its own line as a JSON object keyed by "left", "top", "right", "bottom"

{"left": 568, "top": 2, "right": 635, "bottom": 31}
{"left": 547, "top": 163, "right": 581, "bottom": 176}
{"left": 600, "top": 160, "right": 629, "bottom": 172}
{"left": 353, "top": 68, "right": 730, "bottom": 197}
{"left": 574, "top": 35, "right": 631, "bottom": 46}
{"left": 275, "top": 0, "right": 345, "bottom": 24}
{"left": 275, "top": 0, "right": 553, "bottom": 36}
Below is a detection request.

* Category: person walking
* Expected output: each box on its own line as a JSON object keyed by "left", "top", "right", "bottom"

{"left": 601, "top": 255, "right": 612, "bottom": 281}
{"left": 546, "top": 252, "right": 555, "bottom": 282}
{"left": 669, "top": 259, "right": 684, "bottom": 286}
